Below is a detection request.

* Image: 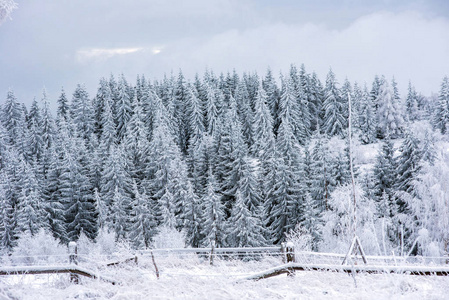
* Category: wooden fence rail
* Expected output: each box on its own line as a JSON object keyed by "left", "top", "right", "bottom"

{"left": 242, "top": 263, "right": 449, "bottom": 281}
{"left": 0, "top": 265, "right": 117, "bottom": 284}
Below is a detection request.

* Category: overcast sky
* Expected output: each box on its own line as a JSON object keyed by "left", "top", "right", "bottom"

{"left": 1, "top": 0, "right": 449, "bottom": 107}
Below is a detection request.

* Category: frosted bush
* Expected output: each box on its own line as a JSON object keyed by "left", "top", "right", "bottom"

{"left": 152, "top": 226, "right": 186, "bottom": 249}
{"left": 285, "top": 224, "right": 312, "bottom": 252}
{"left": 9, "top": 229, "right": 67, "bottom": 265}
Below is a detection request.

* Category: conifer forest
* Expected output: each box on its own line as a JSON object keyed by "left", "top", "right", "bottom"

{"left": 1, "top": 65, "right": 449, "bottom": 257}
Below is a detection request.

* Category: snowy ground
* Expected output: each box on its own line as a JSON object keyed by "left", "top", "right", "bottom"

{"left": 1, "top": 254, "right": 449, "bottom": 300}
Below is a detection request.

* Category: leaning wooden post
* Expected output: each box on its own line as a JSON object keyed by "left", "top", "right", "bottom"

{"left": 68, "top": 241, "right": 79, "bottom": 284}
{"left": 281, "top": 242, "right": 286, "bottom": 263}
{"left": 210, "top": 240, "right": 216, "bottom": 266}
{"left": 285, "top": 241, "right": 295, "bottom": 276}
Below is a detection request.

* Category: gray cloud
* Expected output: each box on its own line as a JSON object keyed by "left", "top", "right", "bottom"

{"left": 1, "top": 0, "right": 448, "bottom": 106}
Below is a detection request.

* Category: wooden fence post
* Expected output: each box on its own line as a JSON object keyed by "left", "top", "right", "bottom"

{"left": 68, "top": 241, "right": 79, "bottom": 284}
{"left": 210, "top": 240, "right": 216, "bottom": 266}
{"left": 281, "top": 242, "right": 286, "bottom": 263}
{"left": 285, "top": 242, "right": 295, "bottom": 276}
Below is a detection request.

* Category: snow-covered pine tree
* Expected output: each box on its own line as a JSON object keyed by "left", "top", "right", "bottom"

{"left": 1, "top": 89, "right": 22, "bottom": 145}
{"left": 61, "top": 135, "right": 97, "bottom": 242}
{"left": 123, "top": 97, "right": 151, "bottom": 186}
{"left": 235, "top": 79, "right": 254, "bottom": 148}
{"left": 251, "top": 84, "right": 276, "bottom": 204}
{"left": 434, "top": 76, "right": 449, "bottom": 134}
{"left": 262, "top": 68, "right": 281, "bottom": 135}
{"left": 268, "top": 115, "right": 305, "bottom": 243}
{"left": 309, "top": 131, "right": 334, "bottom": 212}
{"left": 200, "top": 169, "right": 226, "bottom": 247}
{"left": 70, "top": 84, "right": 94, "bottom": 143}
{"left": 373, "top": 138, "right": 397, "bottom": 217}
{"left": 57, "top": 88, "right": 69, "bottom": 124}
{"left": 405, "top": 81, "right": 419, "bottom": 122}
{"left": 92, "top": 78, "right": 112, "bottom": 140}
{"left": 376, "top": 80, "right": 404, "bottom": 139}
{"left": 323, "top": 69, "right": 346, "bottom": 136}
{"left": 16, "top": 160, "right": 44, "bottom": 236}
{"left": 0, "top": 170, "right": 17, "bottom": 251}
{"left": 358, "top": 84, "right": 377, "bottom": 144}
{"left": 100, "top": 144, "right": 132, "bottom": 229}
{"left": 227, "top": 189, "right": 266, "bottom": 247}
{"left": 114, "top": 74, "right": 133, "bottom": 142}
{"left": 129, "top": 182, "right": 156, "bottom": 249}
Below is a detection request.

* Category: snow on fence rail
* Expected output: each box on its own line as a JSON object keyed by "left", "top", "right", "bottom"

{"left": 241, "top": 263, "right": 449, "bottom": 281}
{"left": 0, "top": 265, "right": 117, "bottom": 284}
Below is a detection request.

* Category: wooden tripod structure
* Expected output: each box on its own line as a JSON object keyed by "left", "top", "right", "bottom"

{"left": 343, "top": 92, "right": 367, "bottom": 265}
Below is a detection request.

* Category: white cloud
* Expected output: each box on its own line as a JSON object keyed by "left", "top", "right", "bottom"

{"left": 76, "top": 47, "right": 144, "bottom": 62}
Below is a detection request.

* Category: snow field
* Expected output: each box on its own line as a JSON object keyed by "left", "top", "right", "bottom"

{"left": 2, "top": 254, "right": 449, "bottom": 299}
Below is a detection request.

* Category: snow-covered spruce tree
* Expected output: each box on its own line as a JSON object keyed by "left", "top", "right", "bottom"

{"left": 114, "top": 74, "right": 133, "bottom": 142}
{"left": 309, "top": 131, "right": 334, "bottom": 212}
{"left": 189, "top": 133, "right": 212, "bottom": 197}
{"left": 100, "top": 144, "right": 132, "bottom": 229}
{"left": 180, "top": 181, "right": 203, "bottom": 247}
{"left": 434, "top": 76, "right": 449, "bottom": 134}
{"left": 251, "top": 84, "right": 276, "bottom": 204}
{"left": 200, "top": 169, "right": 226, "bottom": 247}
{"left": 92, "top": 77, "right": 112, "bottom": 140}
{"left": 98, "top": 91, "right": 117, "bottom": 157}
{"left": 376, "top": 80, "right": 404, "bottom": 139}
{"left": 41, "top": 142, "right": 67, "bottom": 243}
{"left": 268, "top": 115, "right": 306, "bottom": 243}
{"left": 227, "top": 189, "right": 266, "bottom": 247}
{"left": 1, "top": 89, "right": 22, "bottom": 145}
{"left": 13, "top": 107, "right": 29, "bottom": 163}
{"left": 278, "top": 72, "right": 305, "bottom": 144}
{"left": 173, "top": 71, "right": 190, "bottom": 155}
{"left": 395, "top": 132, "right": 422, "bottom": 199}
{"left": 204, "top": 83, "right": 222, "bottom": 137}
{"left": 186, "top": 85, "right": 205, "bottom": 152}
{"left": 299, "top": 192, "right": 322, "bottom": 251}
{"left": 262, "top": 68, "right": 281, "bottom": 135}
{"left": 323, "top": 69, "right": 346, "bottom": 137}
{"left": 70, "top": 84, "right": 94, "bottom": 143}
{"left": 129, "top": 182, "right": 156, "bottom": 249}
{"left": 370, "top": 75, "right": 385, "bottom": 112}
{"left": 358, "top": 84, "right": 377, "bottom": 144}
{"left": 309, "top": 72, "right": 325, "bottom": 133}
{"left": 243, "top": 72, "right": 260, "bottom": 111}
{"left": 148, "top": 96, "right": 189, "bottom": 228}
{"left": 123, "top": 97, "right": 151, "bottom": 186}
{"left": 57, "top": 87, "right": 69, "bottom": 124}
{"left": 61, "top": 134, "right": 97, "bottom": 242}
{"left": 372, "top": 138, "right": 397, "bottom": 218}
{"left": 0, "top": 170, "right": 18, "bottom": 251}
{"left": 394, "top": 131, "right": 423, "bottom": 252}
{"left": 214, "top": 95, "right": 248, "bottom": 215}
{"left": 40, "top": 89, "right": 56, "bottom": 151}
{"left": 405, "top": 81, "right": 420, "bottom": 122}
{"left": 16, "top": 161, "right": 44, "bottom": 236}
{"left": 235, "top": 79, "right": 254, "bottom": 148}
{"left": 26, "top": 99, "right": 43, "bottom": 165}
{"left": 110, "top": 185, "right": 131, "bottom": 241}
{"left": 299, "top": 64, "right": 317, "bottom": 136}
